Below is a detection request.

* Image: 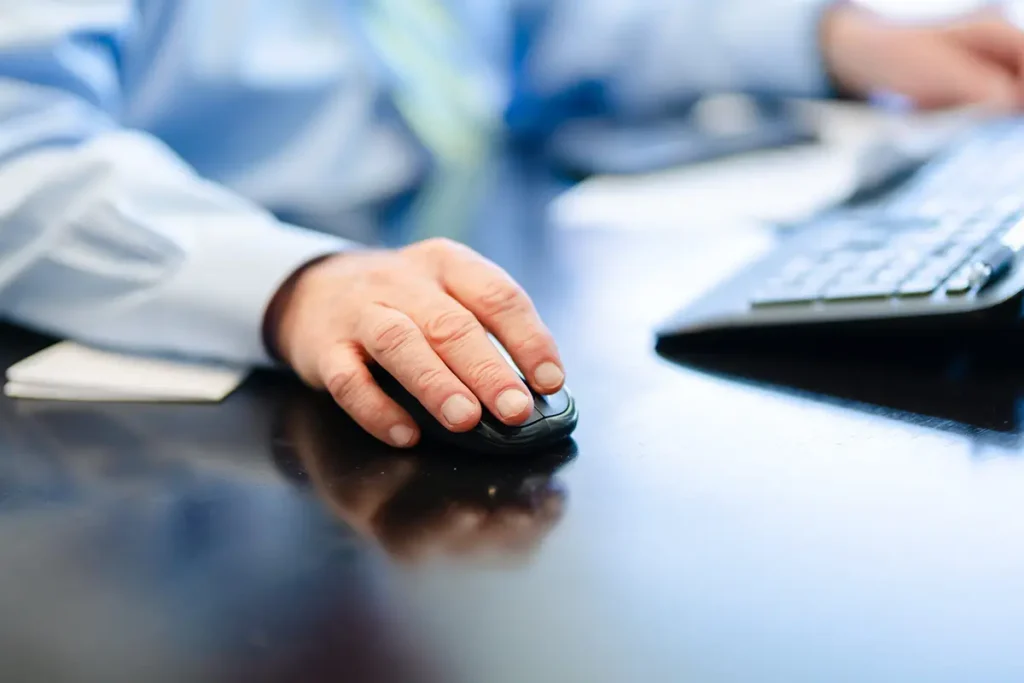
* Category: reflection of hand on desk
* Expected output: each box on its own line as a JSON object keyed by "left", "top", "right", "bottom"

{"left": 275, "top": 392, "right": 572, "bottom": 565}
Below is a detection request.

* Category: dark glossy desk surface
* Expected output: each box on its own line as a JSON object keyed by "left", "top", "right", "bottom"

{"left": 6, "top": 161, "right": 1024, "bottom": 683}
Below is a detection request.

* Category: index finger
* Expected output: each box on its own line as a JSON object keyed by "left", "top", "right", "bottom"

{"left": 441, "top": 248, "right": 565, "bottom": 394}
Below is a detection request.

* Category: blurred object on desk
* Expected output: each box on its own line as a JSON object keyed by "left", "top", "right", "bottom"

{"left": 546, "top": 95, "right": 817, "bottom": 177}
{"left": 549, "top": 101, "right": 989, "bottom": 233}
{"left": 4, "top": 341, "right": 247, "bottom": 403}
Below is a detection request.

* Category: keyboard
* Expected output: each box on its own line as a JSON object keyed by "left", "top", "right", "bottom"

{"left": 754, "top": 120, "right": 1024, "bottom": 307}
{"left": 656, "top": 119, "right": 1024, "bottom": 346}
{"left": 750, "top": 211, "right": 1021, "bottom": 306}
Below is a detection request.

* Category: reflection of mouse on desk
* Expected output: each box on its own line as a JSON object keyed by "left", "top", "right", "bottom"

{"left": 370, "top": 353, "right": 579, "bottom": 456}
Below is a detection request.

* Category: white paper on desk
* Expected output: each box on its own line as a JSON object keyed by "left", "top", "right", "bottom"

{"left": 550, "top": 144, "right": 860, "bottom": 233}
{"left": 4, "top": 342, "right": 248, "bottom": 402}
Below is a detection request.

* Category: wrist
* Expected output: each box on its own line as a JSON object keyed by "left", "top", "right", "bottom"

{"left": 262, "top": 255, "right": 331, "bottom": 364}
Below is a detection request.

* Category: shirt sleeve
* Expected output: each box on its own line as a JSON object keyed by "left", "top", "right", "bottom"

{"left": 0, "top": 1, "right": 351, "bottom": 367}
{"left": 507, "top": 0, "right": 838, "bottom": 130}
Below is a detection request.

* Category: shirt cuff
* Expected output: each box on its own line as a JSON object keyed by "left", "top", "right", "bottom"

{"left": 161, "top": 217, "right": 352, "bottom": 367}
{"left": 607, "top": 0, "right": 840, "bottom": 116}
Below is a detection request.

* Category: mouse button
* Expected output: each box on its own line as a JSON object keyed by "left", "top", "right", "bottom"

{"left": 521, "top": 406, "right": 546, "bottom": 426}
{"left": 479, "top": 405, "right": 546, "bottom": 430}
{"left": 534, "top": 390, "right": 570, "bottom": 417}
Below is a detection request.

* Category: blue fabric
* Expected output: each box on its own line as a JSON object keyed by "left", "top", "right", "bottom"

{"left": 0, "top": 0, "right": 834, "bottom": 366}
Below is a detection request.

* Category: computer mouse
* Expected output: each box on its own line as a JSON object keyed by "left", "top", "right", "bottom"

{"left": 369, "top": 348, "right": 578, "bottom": 456}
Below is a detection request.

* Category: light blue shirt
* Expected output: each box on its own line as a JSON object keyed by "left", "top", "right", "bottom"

{"left": 0, "top": 0, "right": 832, "bottom": 366}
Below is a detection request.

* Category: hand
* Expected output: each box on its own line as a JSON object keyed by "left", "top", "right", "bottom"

{"left": 823, "top": 5, "right": 1024, "bottom": 112}
{"left": 265, "top": 238, "right": 565, "bottom": 448}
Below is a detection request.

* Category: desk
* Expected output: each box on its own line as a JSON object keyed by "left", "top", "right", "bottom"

{"left": 4, "top": 154, "right": 1024, "bottom": 683}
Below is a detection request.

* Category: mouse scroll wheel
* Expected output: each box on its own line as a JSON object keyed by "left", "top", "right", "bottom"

{"left": 535, "top": 390, "right": 569, "bottom": 417}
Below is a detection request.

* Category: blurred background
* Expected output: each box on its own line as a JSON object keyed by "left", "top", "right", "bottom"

{"left": 865, "top": 0, "right": 1024, "bottom": 23}
{"left": 864, "top": 0, "right": 995, "bottom": 18}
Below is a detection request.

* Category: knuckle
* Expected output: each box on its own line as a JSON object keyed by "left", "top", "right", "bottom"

{"left": 414, "top": 237, "right": 462, "bottom": 260}
{"left": 476, "top": 280, "right": 528, "bottom": 318}
{"left": 412, "top": 366, "right": 448, "bottom": 396}
{"left": 465, "top": 358, "right": 512, "bottom": 391}
{"left": 325, "top": 366, "right": 364, "bottom": 406}
{"left": 422, "top": 237, "right": 459, "bottom": 253}
{"left": 369, "top": 318, "right": 418, "bottom": 356}
{"left": 507, "top": 327, "right": 554, "bottom": 358}
{"left": 422, "top": 308, "right": 480, "bottom": 348}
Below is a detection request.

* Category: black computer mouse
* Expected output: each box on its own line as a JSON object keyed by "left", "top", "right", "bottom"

{"left": 369, "top": 353, "right": 578, "bottom": 456}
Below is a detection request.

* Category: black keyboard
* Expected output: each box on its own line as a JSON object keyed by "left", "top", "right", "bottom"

{"left": 657, "top": 118, "right": 1024, "bottom": 347}
{"left": 751, "top": 120, "right": 1024, "bottom": 308}
{"left": 751, "top": 211, "right": 1021, "bottom": 306}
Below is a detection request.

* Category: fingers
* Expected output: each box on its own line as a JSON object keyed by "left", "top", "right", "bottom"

{"left": 438, "top": 244, "right": 565, "bottom": 395}
{"left": 946, "top": 14, "right": 1024, "bottom": 104}
{"left": 931, "top": 52, "right": 1018, "bottom": 111}
{"left": 896, "top": 35, "right": 1019, "bottom": 112}
{"left": 399, "top": 290, "right": 536, "bottom": 425}
{"left": 319, "top": 344, "right": 420, "bottom": 448}
{"left": 826, "top": 8, "right": 1024, "bottom": 113}
{"left": 360, "top": 304, "right": 483, "bottom": 432}
{"left": 947, "top": 14, "right": 1024, "bottom": 68}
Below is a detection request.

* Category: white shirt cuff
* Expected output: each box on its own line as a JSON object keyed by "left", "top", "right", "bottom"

{"left": 160, "top": 218, "right": 351, "bottom": 367}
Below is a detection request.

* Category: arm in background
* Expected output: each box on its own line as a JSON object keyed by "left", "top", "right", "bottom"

{"left": 0, "top": 2, "right": 350, "bottom": 366}
{"left": 505, "top": 0, "right": 835, "bottom": 138}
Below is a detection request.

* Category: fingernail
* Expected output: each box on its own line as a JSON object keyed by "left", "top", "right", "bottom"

{"left": 388, "top": 424, "right": 416, "bottom": 448}
{"left": 442, "top": 395, "right": 477, "bottom": 426}
{"left": 496, "top": 389, "right": 531, "bottom": 420}
{"left": 534, "top": 362, "right": 564, "bottom": 389}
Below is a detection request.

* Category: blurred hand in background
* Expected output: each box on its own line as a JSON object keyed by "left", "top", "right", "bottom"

{"left": 825, "top": 4, "right": 1024, "bottom": 111}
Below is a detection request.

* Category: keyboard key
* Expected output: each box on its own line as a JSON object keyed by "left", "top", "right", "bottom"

{"left": 838, "top": 232, "right": 892, "bottom": 251}
{"left": 944, "top": 267, "right": 975, "bottom": 295}
{"left": 777, "top": 257, "right": 816, "bottom": 282}
{"left": 917, "top": 252, "right": 971, "bottom": 281}
{"left": 954, "top": 219, "right": 990, "bottom": 237}
{"left": 823, "top": 283, "right": 896, "bottom": 302}
{"left": 751, "top": 285, "right": 822, "bottom": 307}
{"left": 898, "top": 275, "right": 943, "bottom": 297}
{"left": 801, "top": 267, "right": 849, "bottom": 290}
{"left": 889, "top": 236, "right": 947, "bottom": 258}
{"left": 874, "top": 265, "right": 915, "bottom": 286}
{"left": 831, "top": 266, "right": 882, "bottom": 285}
{"left": 858, "top": 251, "right": 893, "bottom": 268}
{"left": 887, "top": 251, "right": 929, "bottom": 270}
{"left": 948, "top": 231, "right": 988, "bottom": 249}
{"left": 816, "top": 251, "right": 862, "bottom": 271}
{"left": 751, "top": 277, "right": 833, "bottom": 305}
{"left": 944, "top": 242, "right": 979, "bottom": 260}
